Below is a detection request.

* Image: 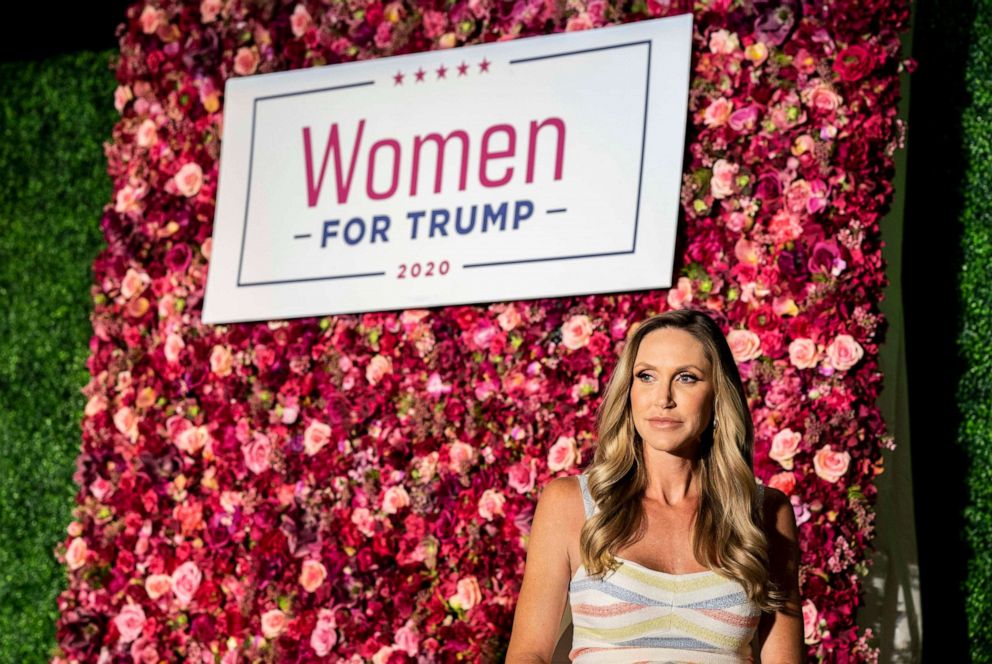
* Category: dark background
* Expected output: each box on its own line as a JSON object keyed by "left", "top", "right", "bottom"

{"left": 0, "top": 1, "right": 129, "bottom": 63}
{"left": 901, "top": 0, "right": 974, "bottom": 659}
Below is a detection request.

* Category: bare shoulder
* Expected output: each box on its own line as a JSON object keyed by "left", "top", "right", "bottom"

{"left": 537, "top": 475, "right": 585, "bottom": 520}
{"left": 534, "top": 476, "right": 586, "bottom": 554}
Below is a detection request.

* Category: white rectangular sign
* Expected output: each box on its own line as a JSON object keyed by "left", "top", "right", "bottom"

{"left": 202, "top": 14, "right": 693, "bottom": 324}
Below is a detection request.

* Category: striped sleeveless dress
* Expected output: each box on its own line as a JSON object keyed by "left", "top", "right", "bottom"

{"left": 568, "top": 473, "right": 763, "bottom": 663}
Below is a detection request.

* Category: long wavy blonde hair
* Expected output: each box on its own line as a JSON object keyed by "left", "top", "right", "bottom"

{"left": 579, "top": 309, "right": 788, "bottom": 613}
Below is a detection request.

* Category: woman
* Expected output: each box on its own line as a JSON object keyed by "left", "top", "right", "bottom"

{"left": 505, "top": 309, "right": 805, "bottom": 663}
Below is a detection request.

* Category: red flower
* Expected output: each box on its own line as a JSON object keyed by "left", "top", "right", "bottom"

{"left": 833, "top": 44, "right": 875, "bottom": 82}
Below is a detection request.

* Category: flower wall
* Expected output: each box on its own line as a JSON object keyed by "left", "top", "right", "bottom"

{"left": 53, "top": 0, "right": 912, "bottom": 662}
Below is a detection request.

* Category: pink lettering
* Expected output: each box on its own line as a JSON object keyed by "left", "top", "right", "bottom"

{"left": 301, "top": 117, "right": 566, "bottom": 207}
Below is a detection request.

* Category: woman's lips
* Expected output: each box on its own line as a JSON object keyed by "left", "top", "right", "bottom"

{"left": 648, "top": 418, "right": 682, "bottom": 428}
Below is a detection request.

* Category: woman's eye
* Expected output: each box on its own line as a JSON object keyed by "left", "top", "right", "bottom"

{"left": 636, "top": 372, "right": 696, "bottom": 383}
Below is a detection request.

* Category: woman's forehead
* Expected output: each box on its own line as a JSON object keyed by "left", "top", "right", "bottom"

{"left": 635, "top": 329, "right": 710, "bottom": 366}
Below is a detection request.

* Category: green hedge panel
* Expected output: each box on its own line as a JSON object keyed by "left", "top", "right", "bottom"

{"left": 0, "top": 50, "right": 117, "bottom": 664}
{"left": 961, "top": 1, "right": 992, "bottom": 659}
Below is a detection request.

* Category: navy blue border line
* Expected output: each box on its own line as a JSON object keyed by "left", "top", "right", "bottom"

{"left": 236, "top": 38, "right": 651, "bottom": 287}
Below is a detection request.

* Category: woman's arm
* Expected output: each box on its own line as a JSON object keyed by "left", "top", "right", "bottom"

{"left": 505, "top": 477, "right": 574, "bottom": 664}
{"left": 753, "top": 486, "right": 806, "bottom": 663}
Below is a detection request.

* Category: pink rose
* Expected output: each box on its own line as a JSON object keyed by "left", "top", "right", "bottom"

{"left": 666, "top": 276, "right": 693, "bottom": 309}
{"left": 243, "top": 432, "right": 272, "bottom": 474}
{"left": 426, "top": 371, "right": 452, "bottom": 397}
{"left": 130, "top": 636, "right": 160, "bottom": 664}
{"left": 382, "top": 484, "right": 410, "bottom": 514}
{"left": 234, "top": 47, "right": 260, "bottom": 76}
{"left": 547, "top": 435, "right": 579, "bottom": 472}
{"left": 84, "top": 394, "right": 108, "bottom": 417}
{"left": 414, "top": 452, "right": 439, "bottom": 483}
{"left": 728, "top": 105, "right": 759, "bottom": 133}
{"left": 813, "top": 444, "right": 851, "bottom": 483}
{"left": 478, "top": 488, "right": 506, "bottom": 521}
{"left": 497, "top": 305, "right": 522, "bottom": 331}
{"left": 261, "top": 609, "right": 287, "bottom": 639}
{"left": 145, "top": 573, "right": 172, "bottom": 600}
{"left": 290, "top": 4, "right": 312, "bottom": 36}
{"left": 703, "top": 97, "right": 733, "bottom": 128}
{"left": 726, "top": 329, "right": 762, "bottom": 362}
{"left": 802, "top": 600, "right": 820, "bottom": 643}
{"left": 120, "top": 267, "right": 150, "bottom": 299}
{"left": 65, "top": 537, "right": 88, "bottom": 570}
{"left": 784, "top": 179, "right": 811, "bottom": 214}
{"left": 176, "top": 425, "right": 210, "bottom": 455}
{"left": 164, "top": 332, "right": 185, "bottom": 364}
{"left": 507, "top": 458, "right": 537, "bottom": 494}
{"left": 789, "top": 338, "right": 820, "bottom": 369}
{"left": 561, "top": 314, "right": 593, "bottom": 350}
{"left": 115, "top": 184, "right": 142, "bottom": 214}
{"left": 366, "top": 354, "right": 393, "bottom": 385}
{"left": 171, "top": 561, "right": 202, "bottom": 608}
{"left": 394, "top": 622, "right": 420, "bottom": 656}
{"left": 768, "top": 209, "right": 803, "bottom": 243}
{"left": 200, "top": 0, "right": 222, "bottom": 23}
{"left": 421, "top": 9, "right": 448, "bottom": 39}
{"left": 351, "top": 507, "right": 376, "bottom": 537}
{"left": 210, "top": 344, "right": 234, "bottom": 377}
{"left": 449, "top": 576, "right": 482, "bottom": 611}
{"left": 174, "top": 162, "right": 203, "bottom": 197}
{"left": 801, "top": 80, "right": 843, "bottom": 112}
{"left": 90, "top": 477, "right": 112, "bottom": 501}
{"left": 826, "top": 334, "right": 863, "bottom": 372}
{"left": 310, "top": 609, "right": 338, "bottom": 656}
{"left": 114, "top": 85, "right": 133, "bottom": 113}
{"left": 299, "top": 559, "right": 327, "bottom": 592}
{"left": 565, "top": 11, "right": 593, "bottom": 31}
{"left": 448, "top": 441, "right": 476, "bottom": 474}
{"left": 114, "top": 603, "right": 146, "bottom": 643}
{"left": 471, "top": 319, "right": 498, "bottom": 350}
{"left": 136, "top": 119, "right": 158, "bottom": 148}
{"left": 769, "top": 428, "right": 802, "bottom": 470}
{"left": 767, "top": 471, "right": 796, "bottom": 495}
{"left": 114, "top": 406, "right": 139, "bottom": 442}
{"left": 710, "top": 159, "right": 739, "bottom": 199}
{"left": 734, "top": 238, "right": 759, "bottom": 265}
{"left": 708, "top": 28, "right": 740, "bottom": 54}
{"left": 139, "top": 5, "right": 165, "bottom": 34}
{"left": 304, "top": 420, "right": 332, "bottom": 456}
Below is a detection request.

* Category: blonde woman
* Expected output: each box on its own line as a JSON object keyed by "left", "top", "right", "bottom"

{"left": 506, "top": 310, "right": 804, "bottom": 663}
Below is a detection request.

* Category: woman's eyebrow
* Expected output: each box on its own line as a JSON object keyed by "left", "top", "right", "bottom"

{"left": 634, "top": 362, "right": 705, "bottom": 372}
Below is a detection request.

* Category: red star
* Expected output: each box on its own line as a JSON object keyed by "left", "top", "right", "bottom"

{"left": 393, "top": 71, "right": 405, "bottom": 85}
{"left": 457, "top": 61, "right": 469, "bottom": 76}
{"left": 435, "top": 63, "right": 448, "bottom": 79}
{"left": 479, "top": 58, "right": 491, "bottom": 73}
{"left": 414, "top": 67, "right": 426, "bottom": 82}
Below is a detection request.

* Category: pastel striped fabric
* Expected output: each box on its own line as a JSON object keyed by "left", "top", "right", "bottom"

{"left": 568, "top": 473, "right": 763, "bottom": 664}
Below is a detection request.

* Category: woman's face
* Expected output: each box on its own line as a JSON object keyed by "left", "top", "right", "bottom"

{"left": 630, "top": 327, "right": 715, "bottom": 458}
